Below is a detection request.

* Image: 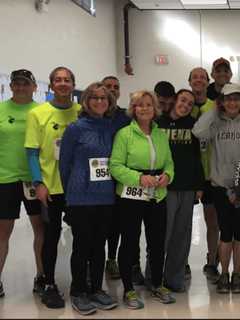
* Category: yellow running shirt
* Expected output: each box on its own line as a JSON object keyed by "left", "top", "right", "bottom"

{"left": 25, "top": 102, "right": 81, "bottom": 194}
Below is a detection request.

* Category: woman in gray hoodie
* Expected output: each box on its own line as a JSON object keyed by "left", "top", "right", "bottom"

{"left": 192, "top": 83, "right": 240, "bottom": 294}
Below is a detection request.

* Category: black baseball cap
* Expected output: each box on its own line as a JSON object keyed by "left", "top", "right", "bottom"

{"left": 10, "top": 69, "right": 36, "bottom": 84}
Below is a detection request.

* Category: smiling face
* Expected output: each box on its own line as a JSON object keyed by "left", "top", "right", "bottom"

{"left": 223, "top": 93, "right": 240, "bottom": 118}
{"left": 134, "top": 94, "right": 155, "bottom": 123}
{"left": 50, "top": 69, "right": 74, "bottom": 99}
{"left": 189, "top": 68, "right": 209, "bottom": 94}
{"left": 211, "top": 64, "right": 232, "bottom": 87}
{"left": 171, "top": 91, "right": 195, "bottom": 119}
{"left": 88, "top": 87, "right": 109, "bottom": 117}
{"left": 10, "top": 79, "right": 36, "bottom": 103}
{"left": 102, "top": 78, "right": 120, "bottom": 101}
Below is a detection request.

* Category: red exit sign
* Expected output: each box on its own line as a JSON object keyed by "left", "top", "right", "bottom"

{"left": 155, "top": 55, "right": 169, "bottom": 65}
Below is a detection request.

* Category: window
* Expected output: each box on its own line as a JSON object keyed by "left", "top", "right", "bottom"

{"left": 71, "top": 0, "right": 96, "bottom": 16}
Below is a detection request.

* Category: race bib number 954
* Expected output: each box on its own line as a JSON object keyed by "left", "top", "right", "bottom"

{"left": 89, "top": 158, "right": 112, "bottom": 181}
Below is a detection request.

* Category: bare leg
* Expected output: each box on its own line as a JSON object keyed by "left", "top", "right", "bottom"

{"left": 219, "top": 241, "right": 232, "bottom": 273}
{"left": 233, "top": 240, "right": 240, "bottom": 273}
{"left": 29, "top": 215, "right": 44, "bottom": 275}
{"left": 204, "top": 205, "right": 219, "bottom": 265}
{"left": 0, "top": 220, "right": 15, "bottom": 277}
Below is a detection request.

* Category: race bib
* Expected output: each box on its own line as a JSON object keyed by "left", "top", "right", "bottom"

{"left": 121, "top": 186, "right": 149, "bottom": 201}
{"left": 23, "top": 182, "right": 37, "bottom": 200}
{"left": 200, "top": 138, "right": 208, "bottom": 152}
{"left": 89, "top": 158, "right": 111, "bottom": 181}
{"left": 54, "top": 138, "right": 61, "bottom": 160}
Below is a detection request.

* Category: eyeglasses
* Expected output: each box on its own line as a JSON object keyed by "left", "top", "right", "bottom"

{"left": 134, "top": 104, "right": 154, "bottom": 109}
{"left": 90, "top": 96, "right": 107, "bottom": 101}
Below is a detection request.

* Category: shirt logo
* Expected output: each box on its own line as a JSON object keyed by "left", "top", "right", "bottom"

{"left": 8, "top": 116, "right": 15, "bottom": 123}
{"left": 52, "top": 122, "right": 59, "bottom": 130}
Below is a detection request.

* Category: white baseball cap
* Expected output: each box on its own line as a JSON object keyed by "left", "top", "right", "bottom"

{"left": 221, "top": 83, "right": 240, "bottom": 96}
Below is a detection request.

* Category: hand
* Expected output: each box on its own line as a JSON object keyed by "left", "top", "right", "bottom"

{"left": 195, "top": 190, "right": 203, "bottom": 201}
{"left": 35, "top": 184, "right": 52, "bottom": 207}
{"left": 140, "top": 175, "right": 158, "bottom": 188}
{"left": 157, "top": 173, "right": 170, "bottom": 188}
{"left": 228, "top": 192, "right": 237, "bottom": 205}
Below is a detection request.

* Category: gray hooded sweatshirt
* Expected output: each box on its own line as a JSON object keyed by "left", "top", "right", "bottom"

{"left": 192, "top": 108, "right": 240, "bottom": 189}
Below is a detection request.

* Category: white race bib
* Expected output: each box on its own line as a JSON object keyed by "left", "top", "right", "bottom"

{"left": 23, "top": 182, "right": 37, "bottom": 200}
{"left": 89, "top": 158, "right": 112, "bottom": 181}
{"left": 200, "top": 138, "right": 208, "bottom": 152}
{"left": 121, "top": 186, "right": 149, "bottom": 201}
{"left": 54, "top": 138, "right": 61, "bottom": 160}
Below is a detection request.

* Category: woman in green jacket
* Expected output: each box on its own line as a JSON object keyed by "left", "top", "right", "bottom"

{"left": 109, "top": 90, "right": 175, "bottom": 309}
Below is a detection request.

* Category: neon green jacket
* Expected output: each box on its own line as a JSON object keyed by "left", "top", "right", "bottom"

{"left": 109, "top": 120, "right": 174, "bottom": 202}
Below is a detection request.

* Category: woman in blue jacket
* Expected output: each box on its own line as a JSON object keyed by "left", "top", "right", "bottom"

{"left": 59, "top": 82, "right": 124, "bottom": 315}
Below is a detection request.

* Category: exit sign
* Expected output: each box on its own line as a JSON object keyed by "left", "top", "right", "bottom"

{"left": 155, "top": 55, "right": 169, "bottom": 65}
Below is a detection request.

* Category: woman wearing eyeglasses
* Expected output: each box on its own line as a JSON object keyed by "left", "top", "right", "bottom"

{"left": 109, "top": 90, "right": 175, "bottom": 309}
{"left": 59, "top": 82, "right": 126, "bottom": 315}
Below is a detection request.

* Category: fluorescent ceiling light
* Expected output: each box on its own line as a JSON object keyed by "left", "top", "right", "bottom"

{"left": 181, "top": 0, "right": 227, "bottom": 4}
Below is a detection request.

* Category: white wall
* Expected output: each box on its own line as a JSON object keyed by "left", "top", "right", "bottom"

{"left": 115, "top": 4, "right": 240, "bottom": 107}
{"left": 2, "top": 1, "right": 240, "bottom": 107}
{"left": 0, "top": 0, "right": 117, "bottom": 90}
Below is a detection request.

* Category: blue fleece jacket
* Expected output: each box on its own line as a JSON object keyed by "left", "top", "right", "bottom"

{"left": 59, "top": 113, "right": 129, "bottom": 206}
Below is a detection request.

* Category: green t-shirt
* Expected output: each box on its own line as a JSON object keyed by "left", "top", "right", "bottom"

{"left": 24, "top": 102, "right": 81, "bottom": 195}
{"left": 0, "top": 99, "right": 38, "bottom": 183}
{"left": 191, "top": 98, "right": 215, "bottom": 180}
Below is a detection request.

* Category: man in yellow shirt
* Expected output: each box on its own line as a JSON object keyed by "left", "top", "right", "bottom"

{"left": 25, "top": 67, "right": 80, "bottom": 309}
{"left": 189, "top": 67, "right": 219, "bottom": 282}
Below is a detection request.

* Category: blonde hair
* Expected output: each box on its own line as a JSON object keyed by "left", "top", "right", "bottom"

{"left": 80, "top": 82, "right": 116, "bottom": 117}
{"left": 127, "top": 90, "right": 160, "bottom": 119}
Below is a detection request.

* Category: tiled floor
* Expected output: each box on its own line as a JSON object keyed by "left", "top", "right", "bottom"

{"left": 0, "top": 202, "right": 239, "bottom": 319}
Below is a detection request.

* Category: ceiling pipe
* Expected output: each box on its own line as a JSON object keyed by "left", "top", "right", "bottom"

{"left": 123, "top": 1, "right": 138, "bottom": 75}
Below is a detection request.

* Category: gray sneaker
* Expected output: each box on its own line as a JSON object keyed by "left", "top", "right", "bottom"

{"left": 0, "top": 281, "right": 5, "bottom": 298}
{"left": 151, "top": 286, "right": 176, "bottom": 304}
{"left": 123, "top": 290, "right": 144, "bottom": 309}
{"left": 71, "top": 293, "right": 97, "bottom": 315}
{"left": 90, "top": 290, "right": 118, "bottom": 310}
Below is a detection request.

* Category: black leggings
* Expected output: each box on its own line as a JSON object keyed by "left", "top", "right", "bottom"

{"left": 66, "top": 205, "right": 112, "bottom": 295}
{"left": 42, "top": 194, "right": 66, "bottom": 285}
{"left": 117, "top": 197, "right": 167, "bottom": 292}
{"left": 106, "top": 205, "right": 120, "bottom": 260}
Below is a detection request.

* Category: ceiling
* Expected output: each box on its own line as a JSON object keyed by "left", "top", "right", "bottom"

{"left": 130, "top": 0, "right": 240, "bottom": 10}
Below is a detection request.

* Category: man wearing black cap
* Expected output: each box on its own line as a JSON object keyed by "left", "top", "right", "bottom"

{"left": 207, "top": 57, "right": 232, "bottom": 100}
{"left": 0, "top": 69, "right": 45, "bottom": 299}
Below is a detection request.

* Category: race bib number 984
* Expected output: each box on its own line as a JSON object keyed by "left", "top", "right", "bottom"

{"left": 89, "top": 158, "right": 112, "bottom": 181}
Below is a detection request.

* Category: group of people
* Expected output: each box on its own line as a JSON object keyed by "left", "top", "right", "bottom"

{"left": 1, "top": 57, "right": 240, "bottom": 315}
